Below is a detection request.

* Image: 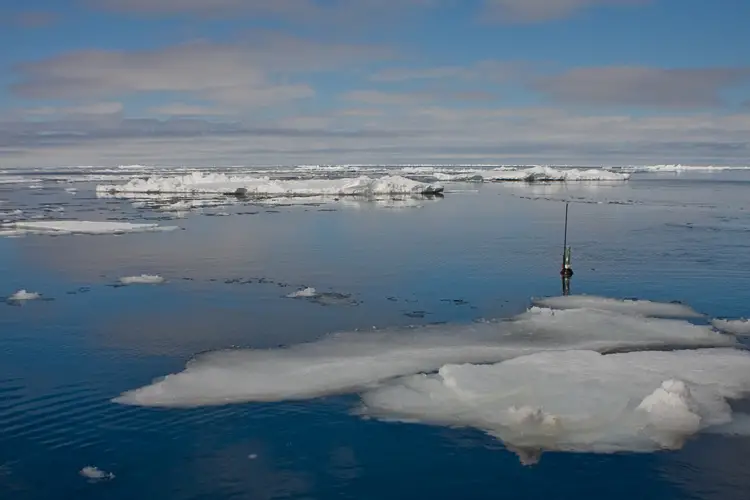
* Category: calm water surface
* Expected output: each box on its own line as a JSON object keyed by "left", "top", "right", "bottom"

{"left": 1, "top": 171, "right": 749, "bottom": 499}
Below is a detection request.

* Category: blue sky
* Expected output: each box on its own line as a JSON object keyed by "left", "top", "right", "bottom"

{"left": 2, "top": 0, "right": 749, "bottom": 167}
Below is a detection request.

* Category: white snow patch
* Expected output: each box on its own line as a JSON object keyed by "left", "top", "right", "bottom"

{"left": 113, "top": 296, "right": 737, "bottom": 408}
{"left": 361, "top": 348, "right": 750, "bottom": 456}
{"left": 1, "top": 220, "right": 178, "bottom": 236}
{"left": 712, "top": 318, "right": 750, "bottom": 336}
{"left": 8, "top": 290, "right": 41, "bottom": 301}
{"left": 286, "top": 287, "right": 317, "bottom": 298}
{"left": 80, "top": 466, "right": 115, "bottom": 481}
{"left": 532, "top": 295, "right": 702, "bottom": 318}
{"left": 119, "top": 274, "right": 165, "bottom": 285}
{"left": 96, "top": 173, "right": 443, "bottom": 197}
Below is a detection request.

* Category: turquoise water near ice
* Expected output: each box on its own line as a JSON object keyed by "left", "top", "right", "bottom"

{"left": 1, "top": 171, "right": 749, "bottom": 499}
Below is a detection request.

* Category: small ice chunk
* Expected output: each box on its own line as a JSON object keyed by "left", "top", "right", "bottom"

{"left": 287, "top": 287, "right": 317, "bottom": 298}
{"left": 8, "top": 289, "right": 41, "bottom": 302}
{"left": 80, "top": 466, "right": 115, "bottom": 481}
{"left": 712, "top": 318, "right": 750, "bottom": 336}
{"left": 119, "top": 274, "right": 165, "bottom": 285}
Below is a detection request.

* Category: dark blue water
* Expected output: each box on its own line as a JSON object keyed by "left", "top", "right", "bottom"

{"left": 1, "top": 172, "right": 749, "bottom": 499}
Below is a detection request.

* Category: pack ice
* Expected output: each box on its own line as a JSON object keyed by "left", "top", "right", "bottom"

{"left": 96, "top": 172, "right": 443, "bottom": 197}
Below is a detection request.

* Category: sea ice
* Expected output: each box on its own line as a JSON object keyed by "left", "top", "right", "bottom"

{"left": 8, "top": 290, "right": 41, "bottom": 302}
{"left": 119, "top": 274, "right": 165, "bottom": 285}
{"left": 114, "top": 296, "right": 736, "bottom": 407}
{"left": 479, "top": 166, "right": 630, "bottom": 182}
{"left": 712, "top": 319, "right": 750, "bottom": 336}
{"left": 532, "top": 295, "right": 702, "bottom": 318}
{"left": 80, "top": 466, "right": 115, "bottom": 481}
{"left": 1, "top": 220, "right": 179, "bottom": 236}
{"left": 361, "top": 348, "right": 750, "bottom": 458}
{"left": 96, "top": 173, "right": 443, "bottom": 197}
{"left": 286, "top": 287, "right": 318, "bottom": 298}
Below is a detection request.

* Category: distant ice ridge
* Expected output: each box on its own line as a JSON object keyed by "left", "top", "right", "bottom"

{"left": 479, "top": 166, "right": 629, "bottom": 182}
{"left": 615, "top": 164, "right": 750, "bottom": 173}
{"left": 0, "top": 220, "right": 178, "bottom": 237}
{"left": 404, "top": 166, "right": 629, "bottom": 182}
{"left": 96, "top": 172, "right": 443, "bottom": 197}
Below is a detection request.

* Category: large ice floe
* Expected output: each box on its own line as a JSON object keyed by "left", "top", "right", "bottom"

{"left": 418, "top": 166, "right": 630, "bottom": 183}
{"left": 0, "top": 220, "right": 178, "bottom": 237}
{"left": 96, "top": 172, "right": 443, "bottom": 197}
{"left": 114, "top": 294, "right": 750, "bottom": 462}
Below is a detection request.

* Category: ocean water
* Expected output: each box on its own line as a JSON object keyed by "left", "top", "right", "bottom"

{"left": 1, "top": 169, "right": 749, "bottom": 499}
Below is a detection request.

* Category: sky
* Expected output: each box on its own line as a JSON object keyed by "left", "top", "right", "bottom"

{"left": 2, "top": 0, "right": 749, "bottom": 167}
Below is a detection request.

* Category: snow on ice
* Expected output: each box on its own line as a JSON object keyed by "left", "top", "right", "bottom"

{"left": 712, "top": 318, "right": 750, "bottom": 336}
{"left": 0, "top": 220, "right": 178, "bottom": 237}
{"left": 119, "top": 274, "right": 166, "bottom": 285}
{"left": 7, "top": 290, "right": 41, "bottom": 302}
{"left": 96, "top": 173, "right": 444, "bottom": 197}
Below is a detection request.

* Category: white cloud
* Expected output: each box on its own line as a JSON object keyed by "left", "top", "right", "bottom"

{"left": 148, "top": 103, "right": 226, "bottom": 116}
{"left": 534, "top": 66, "right": 750, "bottom": 107}
{"left": 24, "top": 102, "right": 124, "bottom": 116}
{"left": 370, "top": 60, "right": 522, "bottom": 83}
{"left": 2, "top": 106, "right": 749, "bottom": 167}
{"left": 483, "top": 0, "right": 648, "bottom": 23}
{"left": 12, "top": 36, "right": 390, "bottom": 107}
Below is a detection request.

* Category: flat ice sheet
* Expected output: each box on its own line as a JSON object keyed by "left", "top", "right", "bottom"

{"left": 114, "top": 296, "right": 736, "bottom": 407}
{"left": 1, "top": 220, "right": 179, "bottom": 236}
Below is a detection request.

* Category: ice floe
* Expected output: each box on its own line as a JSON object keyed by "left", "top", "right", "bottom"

{"left": 119, "top": 274, "right": 165, "bottom": 285}
{"left": 712, "top": 318, "right": 750, "bottom": 336}
{"left": 114, "top": 296, "right": 736, "bottom": 408}
{"left": 287, "top": 287, "right": 317, "bottom": 298}
{"left": 0, "top": 220, "right": 178, "bottom": 236}
{"left": 414, "top": 166, "right": 629, "bottom": 183}
{"left": 96, "top": 173, "right": 443, "bottom": 197}
{"left": 532, "top": 295, "right": 702, "bottom": 318}
{"left": 479, "top": 166, "right": 630, "bottom": 182}
{"left": 7, "top": 290, "right": 41, "bottom": 302}
{"left": 80, "top": 466, "right": 115, "bottom": 481}
{"left": 360, "top": 348, "right": 750, "bottom": 459}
